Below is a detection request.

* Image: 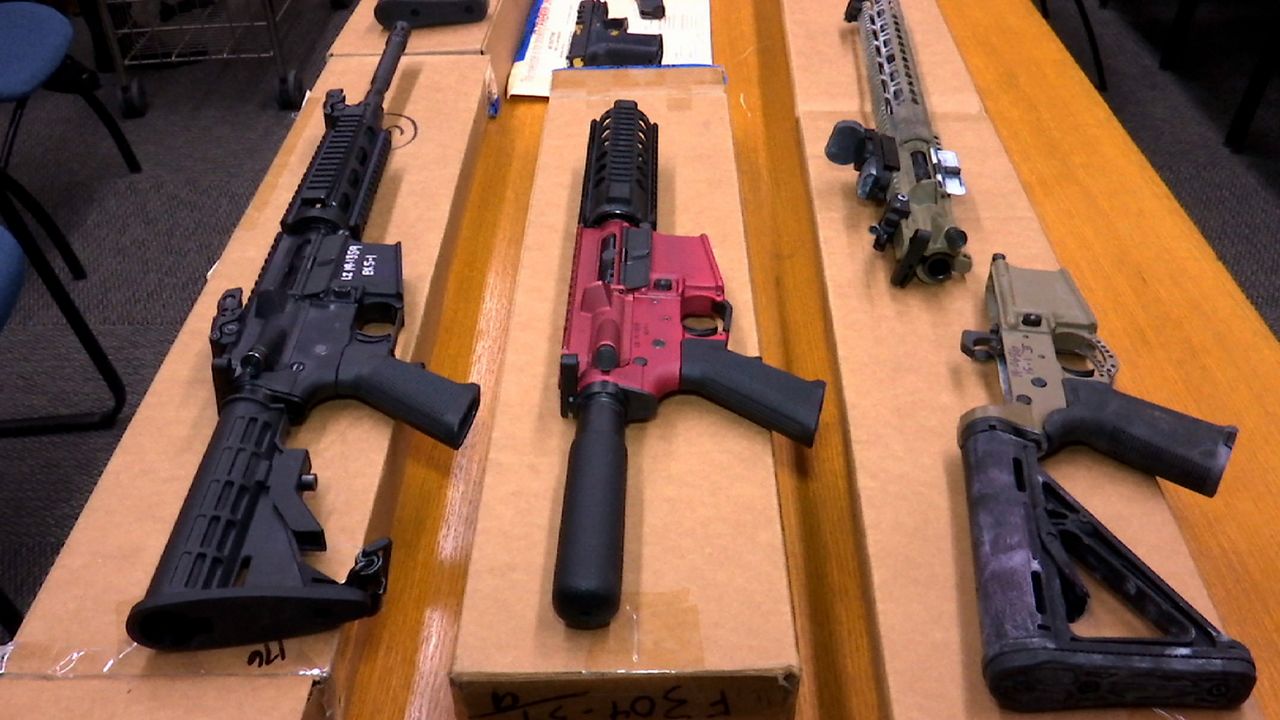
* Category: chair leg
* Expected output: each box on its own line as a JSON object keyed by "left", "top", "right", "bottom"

{"left": 0, "top": 189, "right": 126, "bottom": 437}
{"left": 1160, "top": 0, "right": 1201, "bottom": 71}
{"left": 1, "top": 98, "right": 28, "bottom": 171}
{"left": 43, "top": 56, "right": 142, "bottom": 175}
{"left": 0, "top": 171, "right": 86, "bottom": 280}
{"left": 1225, "top": 42, "right": 1278, "bottom": 152}
{"left": 77, "top": 91, "right": 142, "bottom": 175}
{"left": 0, "top": 585, "right": 22, "bottom": 639}
{"left": 1071, "top": 0, "right": 1108, "bottom": 92}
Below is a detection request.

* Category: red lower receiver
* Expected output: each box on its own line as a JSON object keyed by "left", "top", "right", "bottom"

{"left": 560, "top": 218, "right": 726, "bottom": 416}
{"left": 552, "top": 99, "right": 826, "bottom": 631}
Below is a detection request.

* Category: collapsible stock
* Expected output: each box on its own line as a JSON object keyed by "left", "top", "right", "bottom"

{"left": 127, "top": 396, "right": 391, "bottom": 650}
{"left": 960, "top": 419, "right": 1255, "bottom": 711}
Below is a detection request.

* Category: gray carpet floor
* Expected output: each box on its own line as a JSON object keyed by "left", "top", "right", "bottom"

{"left": 1043, "top": 0, "right": 1279, "bottom": 328}
{"left": 0, "top": 0, "right": 352, "bottom": 639}
{"left": 0, "top": 0, "right": 1276, "bottom": 643}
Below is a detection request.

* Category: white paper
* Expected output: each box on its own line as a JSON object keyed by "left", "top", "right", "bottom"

{"left": 506, "top": 0, "right": 713, "bottom": 98}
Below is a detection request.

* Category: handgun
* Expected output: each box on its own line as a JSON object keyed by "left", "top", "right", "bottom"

{"left": 567, "top": 0, "right": 663, "bottom": 68}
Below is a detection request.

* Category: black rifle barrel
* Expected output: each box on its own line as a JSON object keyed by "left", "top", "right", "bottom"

{"left": 364, "top": 21, "right": 412, "bottom": 107}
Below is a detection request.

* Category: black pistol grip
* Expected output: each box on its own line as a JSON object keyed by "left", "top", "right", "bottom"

{"left": 553, "top": 388, "right": 628, "bottom": 629}
{"left": 679, "top": 338, "right": 826, "bottom": 447}
{"left": 1043, "top": 378, "right": 1236, "bottom": 497}
{"left": 127, "top": 396, "right": 381, "bottom": 650}
{"left": 338, "top": 353, "right": 480, "bottom": 450}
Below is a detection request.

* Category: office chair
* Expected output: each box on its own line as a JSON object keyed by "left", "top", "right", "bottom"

{"left": 0, "top": 170, "right": 126, "bottom": 437}
{"left": 0, "top": 2, "right": 142, "bottom": 173}
{"left": 0, "top": 225, "right": 27, "bottom": 641}
{"left": 1225, "top": 12, "right": 1276, "bottom": 151}
{"left": 1036, "top": 0, "right": 1108, "bottom": 92}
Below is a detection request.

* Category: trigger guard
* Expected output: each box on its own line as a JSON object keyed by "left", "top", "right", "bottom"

{"left": 1054, "top": 331, "right": 1118, "bottom": 382}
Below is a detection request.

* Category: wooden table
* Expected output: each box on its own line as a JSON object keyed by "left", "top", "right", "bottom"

{"left": 341, "top": 1, "right": 1280, "bottom": 718}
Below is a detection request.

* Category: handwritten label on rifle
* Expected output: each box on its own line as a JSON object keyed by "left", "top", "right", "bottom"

{"left": 470, "top": 685, "right": 732, "bottom": 720}
{"left": 245, "top": 639, "right": 287, "bottom": 668}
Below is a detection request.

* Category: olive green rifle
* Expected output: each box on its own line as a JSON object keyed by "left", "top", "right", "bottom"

{"left": 825, "top": 0, "right": 971, "bottom": 287}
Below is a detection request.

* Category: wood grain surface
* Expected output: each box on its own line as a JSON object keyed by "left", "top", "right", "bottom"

{"left": 339, "top": 1, "right": 1280, "bottom": 718}
{"left": 936, "top": 1, "right": 1280, "bottom": 718}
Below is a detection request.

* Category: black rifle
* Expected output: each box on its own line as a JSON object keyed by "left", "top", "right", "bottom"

{"left": 126, "top": 23, "right": 481, "bottom": 651}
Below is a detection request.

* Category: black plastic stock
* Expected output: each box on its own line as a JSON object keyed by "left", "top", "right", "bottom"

{"left": 679, "top": 338, "right": 825, "bottom": 447}
{"left": 1043, "top": 377, "right": 1236, "bottom": 497}
{"left": 126, "top": 396, "right": 390, "bottom": 650}
{"left": 553, "top": 387, "right": 629, "bottom": 629}
{"left": 960, "top": 419, "right": 1255, "bottom": 711}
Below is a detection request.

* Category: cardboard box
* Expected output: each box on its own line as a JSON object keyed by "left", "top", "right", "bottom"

{"left": 328, "top": 0, "right": 534, "bottom": 100}
{"left": 451, "top": 67, "right": 802, "bottom": 720}
{"left": 780, "top": 0, "right": 1262, "bottom": 717}
{"left": 2, "top": 677, "right": 317, "bottom": 718}
{"left": 0, "top": 53, "right": 493, "bottom": 717}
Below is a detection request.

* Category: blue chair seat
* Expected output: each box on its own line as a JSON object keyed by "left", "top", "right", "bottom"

{"left": 0, "top": 225, "right": 26, "bottom": 330}
{"left": 0, "top": 3, "right": 74, "bottom": 102}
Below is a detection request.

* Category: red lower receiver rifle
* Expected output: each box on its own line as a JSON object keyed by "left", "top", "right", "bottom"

{"left": 554, "top": 99, "right": 827, "bottom": 629}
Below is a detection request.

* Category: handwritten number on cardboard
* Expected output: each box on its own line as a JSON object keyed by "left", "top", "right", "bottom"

{"left": 246, "top": 639, "right": 287, "bottom": 668}
{"left": 661, "top": 685, "right": 694, "bottom": 719}
{"left": 707, "top": 690, "right": 731, "bottom": 718}
{"left": 474, "top": 687, "right": 729, "bottom": 719}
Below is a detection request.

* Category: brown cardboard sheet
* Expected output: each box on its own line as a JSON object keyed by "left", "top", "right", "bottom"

{"left": 450, "top": 67, "right": 801, "bottom": 720}
{"left": 782, "top": 0, "right": 1262, "bottom": 716}
{"left": 0, "top": 676, "right": 316, "bottom": 718}
{"left": 0, "top": 53, "right": 491, "bottom": 716}
{"left": 779, "top": 0, "right": 981, "bottom": 116}
{"left": 328, "top": 0, "right": 533, "bottom": 88}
